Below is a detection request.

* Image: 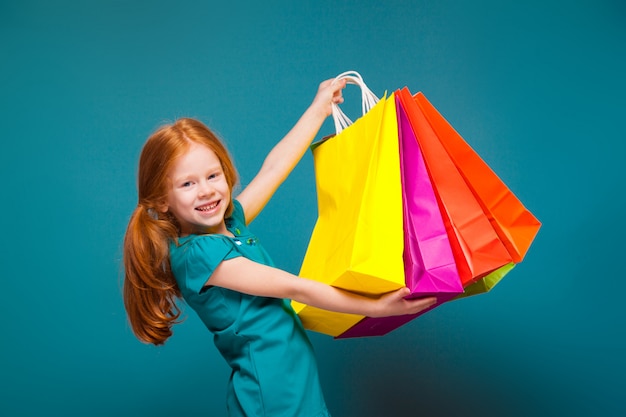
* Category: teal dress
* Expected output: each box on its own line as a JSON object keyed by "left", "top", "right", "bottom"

{"left": 169, "top": 200, "right": 331, "bottom": 417}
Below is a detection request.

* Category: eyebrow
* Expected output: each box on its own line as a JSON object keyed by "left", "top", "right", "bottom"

{"left": 172, "top": 164, "right": 223, "bottom": 183}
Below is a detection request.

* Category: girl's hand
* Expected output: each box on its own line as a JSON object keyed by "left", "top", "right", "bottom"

{"left": 370, "top": 288, "right": 438, "bottom": 318}
{"left": 310, "top": 77, "right": 347, "bottom": 118}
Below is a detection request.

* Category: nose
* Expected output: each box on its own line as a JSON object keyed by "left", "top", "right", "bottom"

{"left": 197, "top": 180, "right": 215, "bottom": 198}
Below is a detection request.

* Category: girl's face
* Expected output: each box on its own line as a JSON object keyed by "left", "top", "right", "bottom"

{"left": 163, "top": 142, "right": 232, "bottom": 236}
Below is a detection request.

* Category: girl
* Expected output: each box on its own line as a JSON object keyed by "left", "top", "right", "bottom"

{"left": 123, "top": 77, "right": 437, "bottom": 417}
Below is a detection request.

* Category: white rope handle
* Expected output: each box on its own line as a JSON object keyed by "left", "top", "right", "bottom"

{"left": 331, "top": 71, "right": 380, "bottom": 133}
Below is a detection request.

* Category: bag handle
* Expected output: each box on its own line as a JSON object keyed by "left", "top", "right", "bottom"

{"left": 331, "top": 71, "right": 380, "bottom": 133}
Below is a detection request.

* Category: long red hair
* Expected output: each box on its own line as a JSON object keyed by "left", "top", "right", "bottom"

{"left": 123, "top": 118, "right": 238, "bottom": 345}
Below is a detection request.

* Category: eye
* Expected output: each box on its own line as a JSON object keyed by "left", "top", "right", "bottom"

{"left": 181, "top": 181, "right": 193, "bottom": 187}
{"left": 208, "top": 172, "right": 219, "bottom": 180}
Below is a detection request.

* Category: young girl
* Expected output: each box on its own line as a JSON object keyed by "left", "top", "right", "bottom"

{"left": 123, "top": 77, "right": 437, "bottom": 417}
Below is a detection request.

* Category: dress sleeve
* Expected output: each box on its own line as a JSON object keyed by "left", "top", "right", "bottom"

{"left": 177, "top": 235, "right": 241, "bottom": 295}
{"left": 230, "top": 199, "right": 247, "bottom": 227}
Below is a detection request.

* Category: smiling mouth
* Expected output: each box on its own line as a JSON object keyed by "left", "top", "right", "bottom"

{"left": 196, "top": 201, "right": 219, "bottom": 212}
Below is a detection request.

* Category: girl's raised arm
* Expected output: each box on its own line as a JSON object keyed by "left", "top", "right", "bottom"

{"left": 236, "top": 78, "right": 346, "bottom": 224}
{"left": 209, "top": 257, "right": 437, "bottom": 318}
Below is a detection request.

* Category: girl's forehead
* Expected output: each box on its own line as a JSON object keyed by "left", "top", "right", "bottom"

{"left": 171, "top": 143, "right": 222, "bottom": 175}
{"left": 183, "top": 142, "right": 219, "bottom": 161}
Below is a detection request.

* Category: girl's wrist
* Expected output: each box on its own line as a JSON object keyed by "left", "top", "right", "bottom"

{"left": 361, "top": 296, "right": 382, "bottom": 318}
{"left": 307, "top": 99, "right": 331, "bottom": 120}
{"left": 300, "top": 104, "right": 329, "bottom": 131}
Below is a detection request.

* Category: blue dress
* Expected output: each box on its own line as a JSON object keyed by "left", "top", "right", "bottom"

{"left": 169, "top": 200, "right": 331, "bottom": 417}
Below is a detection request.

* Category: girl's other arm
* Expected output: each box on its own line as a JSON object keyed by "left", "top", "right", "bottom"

{"left": 236, "top": 78, "right": 346, "bottom": 224}
{"left": 209, "top": 257, "right": 437, "bottom": 318}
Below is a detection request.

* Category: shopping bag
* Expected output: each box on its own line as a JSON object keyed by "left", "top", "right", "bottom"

{"left": 396, "top": 94, "right": 463, "bottom": 300}
{"left": 407, "top": 90, "right": 540, "bottom": 301}
{"left": 412, "top": 92, "right": 541, "bottom": 263}
{"left": 337, "top": 94, "right": 464, "bottom": 338}
{"left": 456, "top": 262, "right": 515, "bottom": 300}
{"left": 397, "top": 87, "right": 513, "bottom": 286}
{"left": 339, "top": 87, "right": 538, "bottom": 338}
{"left": 292, "top": 72, "right": 405, "bottom": 337}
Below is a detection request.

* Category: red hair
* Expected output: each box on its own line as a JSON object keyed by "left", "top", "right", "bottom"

{"left": 123, "top": 118, "right": 238, "bottom": 345}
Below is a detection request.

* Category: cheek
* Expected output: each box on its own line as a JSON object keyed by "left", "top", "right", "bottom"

{"left": 166, "top": 190, "right": 187, "bottom": 211}
{"left": 221, "top": 179, "right": 232, "bottom": 196}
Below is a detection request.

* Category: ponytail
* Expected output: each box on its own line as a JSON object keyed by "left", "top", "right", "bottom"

{"left": 123, "top": 204, "right": 182, "bottom": 345}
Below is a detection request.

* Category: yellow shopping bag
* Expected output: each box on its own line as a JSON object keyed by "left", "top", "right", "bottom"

{"left": 293, "top": 72, "right": 405, "bottom": 336}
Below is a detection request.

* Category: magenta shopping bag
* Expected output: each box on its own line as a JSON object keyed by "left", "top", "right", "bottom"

{"left": 338, "top": 94, "right": 464, "bottom": 338}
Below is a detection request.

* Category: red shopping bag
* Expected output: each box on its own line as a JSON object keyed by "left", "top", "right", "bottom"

{"left": 412, "top": 92, "right": 541, "bottom": 263}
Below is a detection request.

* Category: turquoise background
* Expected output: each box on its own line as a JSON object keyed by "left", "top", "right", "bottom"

{"left": 1, "top": 0, "right": 624, "bottom": 416}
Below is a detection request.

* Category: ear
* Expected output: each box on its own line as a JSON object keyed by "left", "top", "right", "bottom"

{"left": 157, "top": 200, "right": 169, "bottom": 213}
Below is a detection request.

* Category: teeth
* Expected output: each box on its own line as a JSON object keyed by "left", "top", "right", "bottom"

{"left": 198, "top": 202, "right": 218, "bottom": 211}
